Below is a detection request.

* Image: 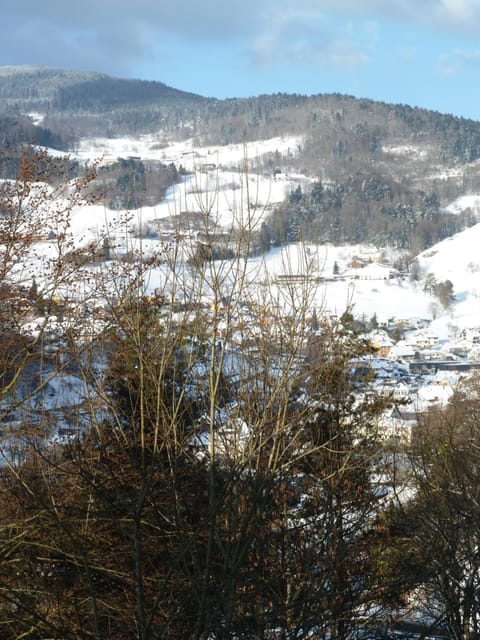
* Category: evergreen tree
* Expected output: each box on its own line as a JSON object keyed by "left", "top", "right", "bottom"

{"left": 435, "top": 279, "right": 455, "bottom": 308}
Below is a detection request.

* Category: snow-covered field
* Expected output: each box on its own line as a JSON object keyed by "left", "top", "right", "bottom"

{"left": 74, "top": 135, "right": 306, "bottom": 230}
{"left": 444, "top": 194, "right": 480, "bottom": 217}
{"left": 30, "top": 134, "right": 480, "bottom": 339}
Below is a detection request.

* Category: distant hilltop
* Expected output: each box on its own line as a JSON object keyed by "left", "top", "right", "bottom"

{"left": 2, "top": 65, "right": 480, "bottom": 255}
{"left": 0, "top": 65, "right": 204, "bottom": 108}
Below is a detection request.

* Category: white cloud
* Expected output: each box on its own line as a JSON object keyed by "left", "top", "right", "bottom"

{"left": 293, "top": 0, "right": 480, "bottom": 38}
{"left": 319, "top": 38, "right": 372, "bottom": 69}
{"left": 4, "top": 0, "right": 480, "bottom": 81}
{"left": 250, "top": 8, "right": 373, "bottom": 71}
{"left": 398, "top": 47, "right": 418, "bottom": 64}
{"left": 436, "top": 0, "right": 478, "bottom": 25}
{"left": 439, "top": 49, "right": 480, "bottom": 76}
{"left": 247, "top": 0, "right": 480, "bottom": 78}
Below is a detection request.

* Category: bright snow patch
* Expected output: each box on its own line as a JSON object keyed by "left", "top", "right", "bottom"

{"left": 444, "top": 194, "right": 480, "bottom": 218}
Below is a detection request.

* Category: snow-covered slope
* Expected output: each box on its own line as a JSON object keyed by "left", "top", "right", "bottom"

{"left": 417, "top": 223, "right": 480, "bottom": 333}
{"left": 444, "top": 194, "right": 480, "bottom": 218}
{"left": 74, "top": 134, "right": 305, "bottom": 229}
{"left": 35, "top": 135, "right": 480, "bottom": 337}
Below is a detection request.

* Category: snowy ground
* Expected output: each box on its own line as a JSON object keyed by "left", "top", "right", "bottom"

{"left": 417, "top": 223, "right": 480, "bottom": 334}
{"left": 249, "top": 243, "right": 433, "bottom": 322}
{"left": 74, "top": 135, "right": 306, "bottom": 230}
{"left": 29, "top": 135, "right": 480, "bottom": 339}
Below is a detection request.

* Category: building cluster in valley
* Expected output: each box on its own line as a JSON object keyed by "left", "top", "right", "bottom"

{"left": 1, "top": 197, "right": 476, "bottom": 458}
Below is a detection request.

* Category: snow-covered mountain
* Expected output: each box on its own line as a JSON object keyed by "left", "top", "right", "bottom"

{"left": 3, "top": 66, "right": 480, "bottom": 369}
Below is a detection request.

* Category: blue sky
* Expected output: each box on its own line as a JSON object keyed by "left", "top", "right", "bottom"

{"left": 5, "top": 1, "right": 480, "bottom": 120}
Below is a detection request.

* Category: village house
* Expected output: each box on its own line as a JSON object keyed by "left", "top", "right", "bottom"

{"left": 369, "top": 330, "right": 394, "bottom": 357}
{"left": 377, "top": 404, "right": 418, "bottom": 444}
{"left": 387, "top": 342, "right": 416, "bottom": 361}
{"left": 344, "top": 262, "right": 400, "bottom": 280}
{"left": 405, "top": 330, "right": 439, "bottom": 351}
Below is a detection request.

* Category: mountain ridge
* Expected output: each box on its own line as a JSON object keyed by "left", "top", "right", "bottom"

{"left": 0, "top": 65, "right": 206, "bottom": 110}
{"left": 2, "top": 66, "right": 480, "bottom": 253}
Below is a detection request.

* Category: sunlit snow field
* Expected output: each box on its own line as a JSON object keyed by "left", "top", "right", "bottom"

{"left": 27, "top": 134, "right": 480, "bottom": 341}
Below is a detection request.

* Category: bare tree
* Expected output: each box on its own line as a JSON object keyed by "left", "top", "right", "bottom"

{"left": 387, "top": 379, "right": 480, "bottom": 639}
{"left": 0, "top": 148, "right": 393, "bottom": 640}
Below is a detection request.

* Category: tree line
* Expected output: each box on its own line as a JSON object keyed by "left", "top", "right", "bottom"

{"left": 260, "top": 177, "right": 471, "bottom": 251}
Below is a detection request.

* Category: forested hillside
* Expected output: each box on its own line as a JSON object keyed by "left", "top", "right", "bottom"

{"left": 262, "top": 175, "right": 472, "bottom": 250}
{"left": 2, "top": 66, "right": 480, "bottom": 251}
